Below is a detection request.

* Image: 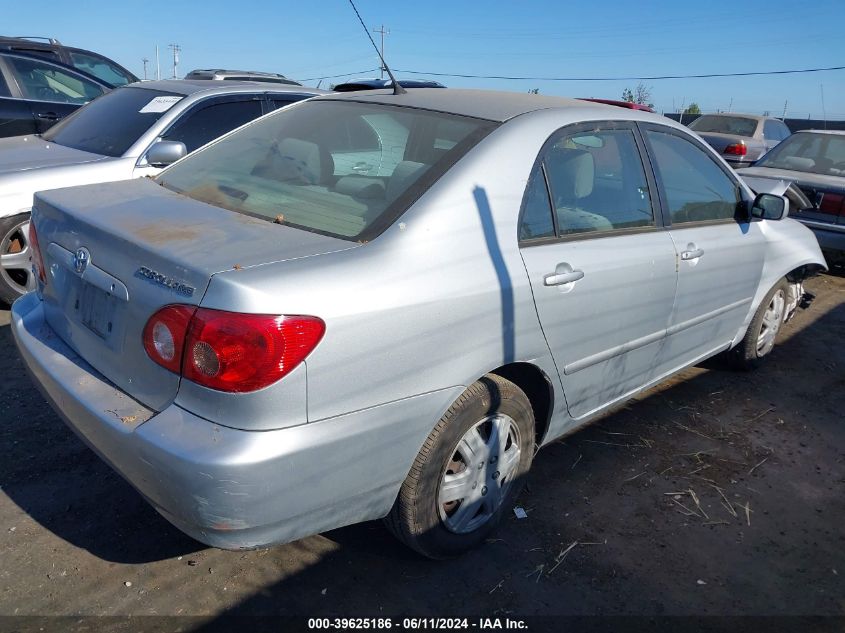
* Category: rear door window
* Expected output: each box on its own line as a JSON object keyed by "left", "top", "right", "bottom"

{"left": 163, "top": 98, "right": 264, "bottom": 153}
{"left": 520, "top": 124, "right": 656, "bottom": 240}
{"left": 68, "top": 50, "right": 134, "bottom": 87}
{"left": 5, "top": 55, "right": 105, "bottom": 104}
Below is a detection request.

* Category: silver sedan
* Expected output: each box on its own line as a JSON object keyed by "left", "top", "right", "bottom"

{"left": 13, "top": 89, "right": 826, "bottom": 558}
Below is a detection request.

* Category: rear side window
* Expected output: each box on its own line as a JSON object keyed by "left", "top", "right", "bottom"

{"left": 6, "top": 55, "right": 105, "bottom": 104}
{"left": 519, "top": 164, "right": 555, "bottom": 240}
{"left": 157, "top": 100, "right": 495, "bottom": 241}
{"left": 163, "top": 99, "right": 263, "bottom": 153}
{"left": 645, "top": 129, "right": 742, "bottom": 224}
{"left": 68, "top": 50, "right": 134, "bottom": 87}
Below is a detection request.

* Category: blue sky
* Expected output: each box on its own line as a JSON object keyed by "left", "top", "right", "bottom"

{"left": 4, "top": 0, "right": 844, "bottom": 118}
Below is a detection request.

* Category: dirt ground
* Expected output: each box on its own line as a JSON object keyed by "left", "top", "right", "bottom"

{"left": 0, "top": 272, "right": 843, "bottom": 627}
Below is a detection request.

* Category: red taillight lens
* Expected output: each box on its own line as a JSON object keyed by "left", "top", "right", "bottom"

{"left": 724, "top": 143, "right": 748, "bottom": 156}
{"left": 818, "top": 192, "right": 845, "bottom": 217}
{"left": 28, "top": 221, "right": 47, "bottom": 285}
{"left": 143, "top": 306, "right": 325, "bottom": 392}
{"left": 142, "top": 305, "right": 195, "bottom": 373}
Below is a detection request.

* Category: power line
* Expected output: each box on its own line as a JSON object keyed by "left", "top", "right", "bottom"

{"left": 391, "top": 64, "right": 845, "bottom": 82}
{"left": 296, "top": 68, "right": 380, "bottom": 82}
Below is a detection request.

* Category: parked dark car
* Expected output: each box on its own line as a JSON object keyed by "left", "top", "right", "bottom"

{"left": 688, "top": 113, "right": 790, "bottom": 168}
{"left": 738, "top": 130, "right": 845, "bottom": 266}
{"left": 0, "top": 50, "right": 111, "bottom": 137}
{"left": 184, "top": 69, "right": 301, "bottom": 86}
{"left": 0, "top": 36, "right": 137, "bottom": 87}
{"left": 332, "top": 78, "right": 446, "bottom": 91}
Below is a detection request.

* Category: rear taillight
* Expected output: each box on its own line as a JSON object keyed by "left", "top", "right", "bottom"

{"left": 818, "top": 192, "right": 845, "bottom": 217}
{"left": 142, "top": 305, "right": 195, "bottom": 373}
{"left": 28, "top": 221, "right": 47, "bottom": 285}
{"left": 724, "top": 143, "right": 748, "bottom": 156}
{"left": 143, "top": 306, "right": 325, "bottom": 393}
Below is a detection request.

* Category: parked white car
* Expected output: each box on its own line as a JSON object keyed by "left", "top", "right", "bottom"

{"left": 0, "top": 79, "right": 324, "bottom": 303}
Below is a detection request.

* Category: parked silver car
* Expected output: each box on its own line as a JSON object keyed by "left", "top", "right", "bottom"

{"left": 12, "top": 90, "right": 826, "bottom": 558}
{"left": 738, "top": 130, "right": 845, "bottom": 266}
{"left": 0, "top": 79, "right": 324, "bottom": 303}
{"left": 688, "top": 113, "right": 790, "bottom": 168}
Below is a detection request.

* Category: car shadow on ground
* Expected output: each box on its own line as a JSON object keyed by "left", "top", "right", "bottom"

{"left": 2, "top": 294, "right": 840, "bottom": 616}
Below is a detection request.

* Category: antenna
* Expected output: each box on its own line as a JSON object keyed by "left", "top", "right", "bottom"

{"left": 346, "top": 0, "right": 406, "bottom": 95}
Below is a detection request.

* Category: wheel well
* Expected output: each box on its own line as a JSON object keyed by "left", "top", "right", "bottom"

{"left": 489, "top": 362, "right": 554, "bottom": 447}
{"left": 786, "top": 263, "right": 826, "bottom": 282}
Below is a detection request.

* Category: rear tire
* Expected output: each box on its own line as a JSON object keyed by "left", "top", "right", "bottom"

{"left": 385, "top": 374, "right": 534, "bottom": 559}
{"left": 730, "top": 279, "right": 789, "bottom": 370}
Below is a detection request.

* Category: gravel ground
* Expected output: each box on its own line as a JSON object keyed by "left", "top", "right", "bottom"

{"left": 0, "top": 272, "right": 843, "bottom": 628}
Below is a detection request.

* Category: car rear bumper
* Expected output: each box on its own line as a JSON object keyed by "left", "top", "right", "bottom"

{"left": 11, "top": 292, "right": 459, "bottom": 549}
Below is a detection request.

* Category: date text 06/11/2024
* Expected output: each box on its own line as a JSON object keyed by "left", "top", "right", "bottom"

{"left": 307, "top": 617, "right": 529, "bottom": 630}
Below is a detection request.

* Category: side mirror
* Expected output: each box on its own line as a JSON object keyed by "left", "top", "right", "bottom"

{"left": 145, "top": 140, "right": 187, "bottom": 167}
{"left": 751, "top": 192, "right": 787, "bottom": 221}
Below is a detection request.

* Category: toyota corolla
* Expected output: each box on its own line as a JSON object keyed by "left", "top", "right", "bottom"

{"left": 12, "top": 89, "right": 826, "bottom": 558}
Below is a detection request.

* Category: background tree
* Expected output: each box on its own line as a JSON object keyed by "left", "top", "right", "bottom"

{"left": 622, "top": 82, "right": 654, "bottom": 109}
{"left": 683, "top": 103, "right": 701, "bottom": 115}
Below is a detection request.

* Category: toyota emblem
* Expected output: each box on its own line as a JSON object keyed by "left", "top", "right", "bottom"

{"left": 73, "top": 248, "right": 90, "bottom": 275}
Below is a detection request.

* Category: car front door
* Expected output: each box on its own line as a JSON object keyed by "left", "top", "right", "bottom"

{"left": 640, "top": 124, "right": 766, "bottom": 373}
{"left": 134, "top": 95, "right": 265, "bottom": 177}
{"left": 519, "top": 122, "right": 678, "bottom": 420}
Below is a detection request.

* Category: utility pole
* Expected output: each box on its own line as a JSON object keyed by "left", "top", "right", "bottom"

{"left": 155, "top": 45, "right": 160, "bottom": 80}
{"left": 820, "top": 84, "right": 827, "bottom": 129}
{"left": 727, "top": 97, "right": 733, "bottom": 112}
{"left": 168, "top": 43, "right": 181, "bottom": 79}
{"left": 372, "top": 25, "right": 389, "bottom": 79}
{"left": 142, "top": 57, "right": 149, "bottom": 80}
{"left": 782, "top": 100, "right": 788, "bottom": 120}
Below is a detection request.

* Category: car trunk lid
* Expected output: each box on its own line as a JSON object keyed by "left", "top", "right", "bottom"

{"left": 33, "top": 177, "right": 356, "bottom": 411}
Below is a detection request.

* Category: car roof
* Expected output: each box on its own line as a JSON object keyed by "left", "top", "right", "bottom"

{"left": 124, "top": 79, "right": 328, "bottom": 97}
{"left": 314, "top": 88, "right": 659, "bottom": 122}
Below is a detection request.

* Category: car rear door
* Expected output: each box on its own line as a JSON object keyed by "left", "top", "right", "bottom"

{"left": 640, "top": 124, "right": 766, "bottom": 373}
{"left": 519, "top": 122, "right": 678, "bottom": 419}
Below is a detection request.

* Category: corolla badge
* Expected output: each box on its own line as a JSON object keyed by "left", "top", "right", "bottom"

{"left": 73, "top": 248, "right": 90, "bottom": 275}
{"left": 135, "top": 265, "right": 195, "bottom": 297}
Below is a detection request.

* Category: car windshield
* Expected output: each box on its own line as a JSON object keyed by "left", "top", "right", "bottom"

{"left": 157, "top": 100, "right": 496, "bottom": 241}
{"left": 689, "top": 115, "right": 758, "bottom": 137}
{"left": 42, "top": 86, "right": 183, "bottom": 157}
{"left": 755, "top": 132, "right": 845, "bottom": 176}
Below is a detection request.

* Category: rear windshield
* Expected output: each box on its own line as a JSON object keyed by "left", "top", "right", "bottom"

{"left": 755, "top": 132, "right": 845, "bottom": 176}
{"left": 156, "top": 100, "right": 496, "bottom": 241}
{"left": 43, "top": 86, "right": 183, "bottom": 157}
{"left": 689, "top": 115, "right": 758, "bottom": 137}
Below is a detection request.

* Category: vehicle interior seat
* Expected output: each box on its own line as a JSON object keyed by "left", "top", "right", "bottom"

{"left": 252, "top": 137, "right": 334, "bottom": 186}
{"left": 545, "top": 148, "right": 613, "bottom": 234}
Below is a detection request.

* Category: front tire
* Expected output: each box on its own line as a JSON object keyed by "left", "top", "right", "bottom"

{"left": 731, "top": 279, "right": 789, "bottom": 370}
{"left": 385, "top": 374, "right": 535, "bottom": 559}
{"left": 0, "top": 212, "right": 35, "bottom": 305}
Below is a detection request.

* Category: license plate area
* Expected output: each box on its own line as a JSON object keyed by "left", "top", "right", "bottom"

{"left": 80, "top": 282, "right": 118, "bottom": 339}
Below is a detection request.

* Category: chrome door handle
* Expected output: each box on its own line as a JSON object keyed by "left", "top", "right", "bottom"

{"left": 544, "top": 270, "right": 585, "bottom": 286}
{"left": 681, "top": 248, "right": 704, "bottom": 260}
